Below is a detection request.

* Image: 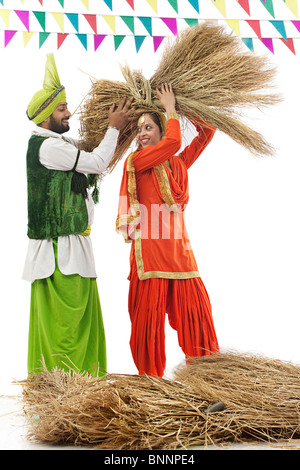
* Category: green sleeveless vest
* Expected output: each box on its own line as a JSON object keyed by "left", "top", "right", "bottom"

{"left": 26, "top": 135, "right": 88, "bottom": 239}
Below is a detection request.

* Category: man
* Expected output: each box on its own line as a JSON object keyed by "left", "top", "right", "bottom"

{"left": 23, "top": 53, "right": 132, "bottom": 376}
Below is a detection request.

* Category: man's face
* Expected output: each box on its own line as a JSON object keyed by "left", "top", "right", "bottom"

{"left": 49, "top": 102, "right": 71, "bottom": 134}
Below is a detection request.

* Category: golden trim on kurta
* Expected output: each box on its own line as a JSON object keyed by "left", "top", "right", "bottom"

{"left": 153, "top": 164, "right": 181, "bottom": 212}
{"left": 116, "top": 152, "right": 140, "bottom": 242}
{"left": 135, "top": 229, "right": 200, "bottom": 280}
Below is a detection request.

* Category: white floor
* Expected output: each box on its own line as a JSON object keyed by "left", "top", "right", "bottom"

{"left": 1, "top": 379, "right": 299, "bottom": 451}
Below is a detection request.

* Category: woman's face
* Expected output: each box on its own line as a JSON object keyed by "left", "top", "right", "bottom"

{"left": 137, "top": 114, "right": 162, "bottom": 148}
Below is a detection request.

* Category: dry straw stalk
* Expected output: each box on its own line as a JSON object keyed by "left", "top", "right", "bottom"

{"left": 79, "top": 22, "right": 280, "bottom": 172}
{"left": 21, "top": 352, "right": 300, "bottom": 450}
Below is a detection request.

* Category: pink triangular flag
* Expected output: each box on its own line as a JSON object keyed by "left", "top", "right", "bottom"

{"left": 291, "top": 20, "right": 300, "bottom": 33}
{"left": 153, "top": 36, "right": 164, "bottom": 52}
{"left": 261, "top": 38, "right": 274, "bottom": 54}
{"left": 15, "top": 10, "right": 29, "bottom": 31}
{"left": 5, "top": 30, "right": 17, "bottom": 46}
{"left": 161, "top": 17, "right": 177, "bottom": 35}
{"left": 94, "top": 34, "right": 106, "bottom": 51}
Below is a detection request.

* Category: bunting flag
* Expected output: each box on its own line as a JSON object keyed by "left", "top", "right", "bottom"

{"left": 0, "top": 2, "right": 299, "bottom": 54}
{"left": 237, "top": 0, "right": 251, "bottom": 16}
{"left": 211, "top": 0, "right": 227, "bottom": 17}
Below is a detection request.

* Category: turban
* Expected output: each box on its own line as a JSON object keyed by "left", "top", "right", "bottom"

{"left": 27, "top": 53, "right": 66, "bottom": 125}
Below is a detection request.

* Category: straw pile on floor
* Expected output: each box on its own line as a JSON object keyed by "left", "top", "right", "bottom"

{"left": 79, "top": 22, "right": 280, "bottom": 173}
{"left": 21, "top": 352, "right": 300, "bottom": 449}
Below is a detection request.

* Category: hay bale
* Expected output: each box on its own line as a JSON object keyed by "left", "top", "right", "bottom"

{"left": 21, "top": 352, "right": 300, "bottom": 450}
{"left": 79, "top": 22, "right": 280, "bottom": 173}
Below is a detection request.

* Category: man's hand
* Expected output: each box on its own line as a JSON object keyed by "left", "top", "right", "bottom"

{"left": 108, "top": 97, "right": 134, "bottom": 130}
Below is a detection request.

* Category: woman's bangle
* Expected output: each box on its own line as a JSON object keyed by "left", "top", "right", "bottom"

{"left": 108, "top": 126, "right": 120, "bottom": 131}
{"left": 167, "top": 112, "right": 179, "bottom": 120}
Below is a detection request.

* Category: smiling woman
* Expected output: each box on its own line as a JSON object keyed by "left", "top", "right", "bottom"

{"left": 136, "top": 84, "right": 176, "bottom": 149}
{"left": 116, "top": 83, "right": 219, "bottom": 377}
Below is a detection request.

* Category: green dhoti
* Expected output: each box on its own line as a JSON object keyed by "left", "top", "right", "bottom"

{"left": 27, "top": 241, "right": 107, "bottom": 377}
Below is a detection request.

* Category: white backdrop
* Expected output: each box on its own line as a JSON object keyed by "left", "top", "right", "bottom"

{"left": 1, "top": 0, "right": 300, "bottom": 384}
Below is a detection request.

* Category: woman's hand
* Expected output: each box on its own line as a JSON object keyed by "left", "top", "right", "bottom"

{"left": 155, "top": 83, "right": 176, "bottom": 114}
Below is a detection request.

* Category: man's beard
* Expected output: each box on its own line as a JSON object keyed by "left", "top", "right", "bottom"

{"left": 49, "top": 115, "right": 70, "bottom": 134}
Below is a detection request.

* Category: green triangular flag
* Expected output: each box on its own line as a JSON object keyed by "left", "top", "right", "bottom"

{"left": 167, "top": 0, "right": 178, "bottom": 13}
{"left": 57, "top": 0, "right": 64, "bottom": 7}
{"left": 121, "top": 16, "right": 135, "bottom": 34}
{"left": 259, "top": 0, "right": 275, "bottom": 18}
{"left": 39, "top": 32, "right": 50, "bottom": 48}
{"left": 33, "top": 11, "right": 46, "bottom": 31}
{"left": 184, "top": 18, "right": 198, "bottom": 28}
{"left": 114, "top": 35, "right": 125, "bottom": 50}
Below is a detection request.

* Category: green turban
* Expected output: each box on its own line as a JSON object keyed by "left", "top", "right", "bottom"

{"left": 27, "top": 53, "right": 67, "bottom": 125}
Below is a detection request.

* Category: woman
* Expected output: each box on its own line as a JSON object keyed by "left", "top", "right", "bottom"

{"left": 117, "top": 84, "right": 219, "bottom": 377}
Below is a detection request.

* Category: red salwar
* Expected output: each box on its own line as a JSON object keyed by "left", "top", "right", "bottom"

{"left": 117, "top": 117, "right": 219, "bottom": 377}
{"left": 128, "top": 260, "right": 218, "bottom": 377}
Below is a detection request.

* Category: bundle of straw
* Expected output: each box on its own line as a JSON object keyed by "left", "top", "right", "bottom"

{"left": 22, "top": 352, "right": 300, "bottom": 450}
{"left": 79, "top": 22, "right": 280, "bottom": 173}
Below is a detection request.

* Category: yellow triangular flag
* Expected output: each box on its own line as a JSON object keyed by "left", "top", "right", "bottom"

{"left": 51, "top": 12, "right": 64, "bottom": 33}
{"left": 146, "top": 0, "right": 158, "bottom": 13}
{"left": 210, "top": 0, "right": 226, "bottom": 17}
{"left": 0, "top": 9, "right": 10, "bottom": 28}
{"left": 225, "top": 19, "right": 240, "bottom": 36}
{"left": 80, "top": 0, "right": 89, "bottom": 10}
{"left": 23, "top": 31, "right": 34, "bottom": 47}
{"left": 284, "top": 0, "right": 298, "bottom": 18}
{"left": 102, "top": 15, "right": 115, "bottom": 33}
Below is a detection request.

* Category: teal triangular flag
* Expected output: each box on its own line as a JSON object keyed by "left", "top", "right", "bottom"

{"left": 269, "top": 20, "right": 287, "bottom": 40}
{"left": 138, "top": 17, "right": 152, "bottom": 36}
{"left": 77, "top": 33, "right": 87, "bottom": 50}
{"left": 134, "top": 35, "right": 146, "bottom": 52}
{"left": 187, "top": 0, "right": 199, "bottom": 13}
{"left": 66, "top": 13, "right": 79, "bottom": 32}
{"left": 242, "top": 37, "right": 254, "bottom": 52}
{"left": 103, "top": 0, "right": 113, "bottom": 10}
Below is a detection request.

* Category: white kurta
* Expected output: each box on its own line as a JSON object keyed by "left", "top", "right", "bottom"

{"left": 23, "top": 125, "right": 119, "bottom": 283}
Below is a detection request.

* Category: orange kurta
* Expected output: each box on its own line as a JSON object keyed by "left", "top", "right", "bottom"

{"left": 117, "top": 117, "right": 215, "bottom": 280}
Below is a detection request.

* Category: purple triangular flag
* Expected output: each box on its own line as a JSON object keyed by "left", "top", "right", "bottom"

{"left": 15, "top": 10, "right": 29, "bottom": 31}
{"left": 161, "top": 17, "right": 177, "bottom": 36}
